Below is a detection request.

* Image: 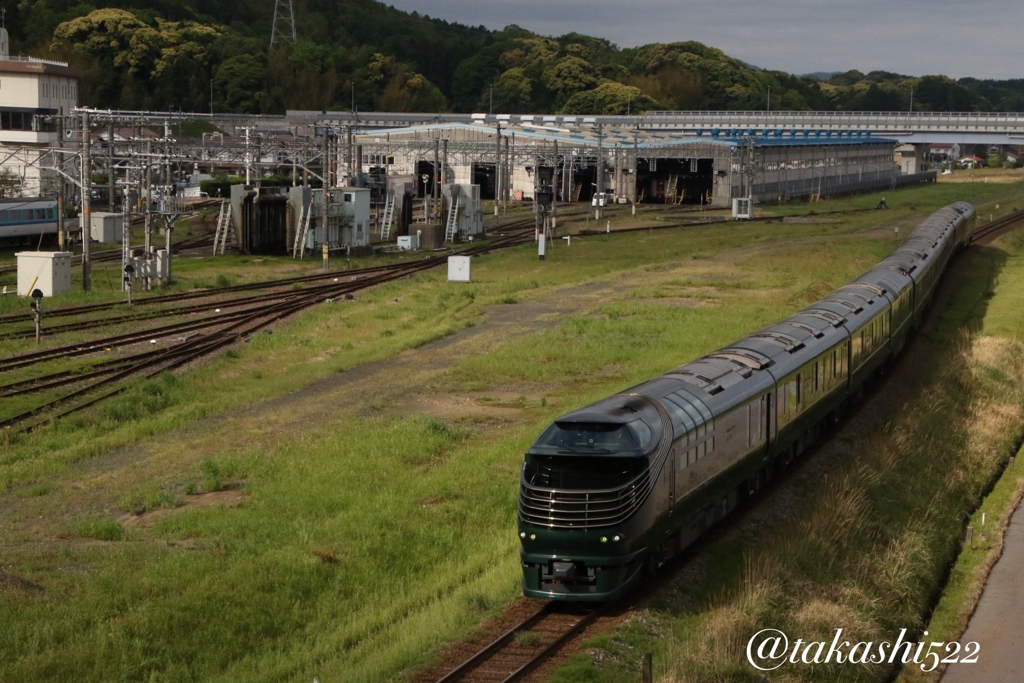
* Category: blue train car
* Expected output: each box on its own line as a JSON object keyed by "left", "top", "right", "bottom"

{"left": 0, "top": 198, "right": 61, "bottom": 242}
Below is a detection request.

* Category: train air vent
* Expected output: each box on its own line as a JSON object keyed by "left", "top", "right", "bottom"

{"left": 750, "top": 331, "right": 804, "bottom": 353}
{"left": 847, "top": 292, "right": 874, "bottom": 305}
{"left": 708, "top": 350, "right": 772, "bottom": 370}
{"left": 783, "top": 322, "right": 824, "bottom": 339}
{"left": 677, "top": 372, "right": 709, "bottom": 388}
{"left": 851, "top": 282, "right": 887, "bottom": 297}
{"left": 803, "top": 309, "right": 846, "bottom": 327}
{"left": 830, "top": 298, "right": 863, "bottom": 314}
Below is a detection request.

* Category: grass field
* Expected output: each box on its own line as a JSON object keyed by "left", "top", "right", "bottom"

{"left": 2, "top": 181, "right": 1024, "bottom": 682}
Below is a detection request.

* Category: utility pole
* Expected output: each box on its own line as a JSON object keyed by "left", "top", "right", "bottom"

{"left": 81, "top": 109, "right": 92, "bottom": 292}
{"left": 441, "top": 137, "right": 448, "bottom": 219}
{"left": 107, "top": 121, "right": 115, "bottom": 207}
{"left": 632, "top": 134, "right": 639, "bottom": 216}
{"left": 552, "top": 140, "right": 558, "bottom": 230}
{"left": 433, "top": 136, "right": 440, "bottom": 221}
{"left": 243, "top": 127, "right": 252, "bottom": 186}
{"left": 504, "top": 134, "right": 512, "bottom": 215}
{"left": 595, "top": 123, "right": 604, "bottom": 220}
{"left": 494, "top": 122, "right": 501, "bottom": 216}
{"left": 322, "top": 130, "right": 330, "bottom": 269}
{"left": 144, "top": 139, "right": 153, "bottom": 289}
{"left": 56, "top": 117, "right": 65, "bottom": 251}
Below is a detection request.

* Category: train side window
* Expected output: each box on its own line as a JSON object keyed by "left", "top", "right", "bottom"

{"left": 0, "top": 210, "right": 7, "bottom": 222}
{"left": 786, "top": 376, "right": 799, "bottom": 413}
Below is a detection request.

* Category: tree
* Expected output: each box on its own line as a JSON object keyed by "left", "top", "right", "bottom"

{"left": 558, "top": 83, "right": 659, "bottom": 115}
{"left": 216, "top": 54, "right": 267, "bottom": 114}
{"left": 489, "top": 67, "right": 533, "bottom": 114}
{"left": 0, "top": 168, "right": 23, "bottom": 198}
{"left": 915, "top": 75, "right": 985, "bottom": 112}
{"left": 542, "top": 56, "right": 600, "bottom": 97}
{"left": 53, "top": 8, "right": 222, "bottom": 110}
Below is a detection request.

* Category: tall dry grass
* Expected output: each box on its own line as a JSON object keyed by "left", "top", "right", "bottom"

{"left": 659, "top": 329, "right": 1024, "bottom": 683}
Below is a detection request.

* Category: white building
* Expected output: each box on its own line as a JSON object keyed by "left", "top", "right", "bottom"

{"left": 0, "top": 27, "right": 82, "bottom": 197}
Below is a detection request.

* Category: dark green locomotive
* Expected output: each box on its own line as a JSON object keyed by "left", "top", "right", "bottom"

{"left": 518, "top": 202, "right": 976, "bottom": 601}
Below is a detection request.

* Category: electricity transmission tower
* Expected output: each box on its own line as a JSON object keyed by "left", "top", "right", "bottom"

{"left": 270, "top": 0, "right": 297, "bottom": 48}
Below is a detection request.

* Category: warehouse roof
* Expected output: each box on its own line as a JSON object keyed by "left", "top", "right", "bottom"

{"left": 355, "top": 122, "right": 894, "bottom": 150}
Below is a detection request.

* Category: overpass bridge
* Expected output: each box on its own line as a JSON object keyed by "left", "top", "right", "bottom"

{"left": 300, "top": 110, "right": 1024, "bottom": 146}
{"left": 63, "top": 108, "right": 1024, "bottom": 147}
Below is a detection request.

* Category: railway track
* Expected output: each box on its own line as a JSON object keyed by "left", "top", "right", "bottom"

{"left": 432, "top": 602, "right": 604, "bottom": 683}
{"left": 969, "top": 207, "right": 1024, "bottom": 244}
{"left": 0, "top": 225, "right": 536, "bottom": 433}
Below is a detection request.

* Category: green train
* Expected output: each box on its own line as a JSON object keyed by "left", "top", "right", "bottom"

{"left": 518, "top": 202, "right": 976, "bottom": 601}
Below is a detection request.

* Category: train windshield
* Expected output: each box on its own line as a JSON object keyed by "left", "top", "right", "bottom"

{"left": 523, "top": 454, "right": 648, "bottom": 490}
{"left": 532, "top": 420, "right": 653, "bottom": 454}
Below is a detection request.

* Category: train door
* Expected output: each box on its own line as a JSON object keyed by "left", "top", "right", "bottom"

{"left": 668, "top": 450, "right": 676, "bottom": 516}
{"left": 748, "top": 396, "right": 767, "bottom": 449}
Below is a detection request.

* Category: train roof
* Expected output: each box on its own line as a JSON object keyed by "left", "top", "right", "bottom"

{"left": 538, "top": 202, "right": 972, "bottom": 442}
{"left": 0, "top": 197, "right": 56, "bottom": 206}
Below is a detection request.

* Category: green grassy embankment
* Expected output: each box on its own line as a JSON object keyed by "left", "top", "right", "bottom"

{"left": 544, "top": 199, "right": 1024, "bottom": 682}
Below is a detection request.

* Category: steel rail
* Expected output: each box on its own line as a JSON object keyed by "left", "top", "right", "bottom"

{"left": 433, "top": 604, "right": 552, "bottom": 683}
{"left": 433, "top": 603, "right": 604, "bottom": 683}
{"left": 501, "top": 607, "right": 604, "bottom": 682}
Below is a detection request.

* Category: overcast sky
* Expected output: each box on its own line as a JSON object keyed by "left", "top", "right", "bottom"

{"left": 385, "top": 0, "right": 1022, "bottom": 80}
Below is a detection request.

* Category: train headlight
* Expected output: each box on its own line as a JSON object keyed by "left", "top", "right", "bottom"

{"left": 520, "top": 532, "right": 526, "bottom": 539}
{"left": 600, "top": 536, "right": 608, "bottom": 543}
{"left": 613, "top": 535, "right": 621, "bottom": 542}
{"left": 529, "top": 534, "right": 536, "bottom": 540}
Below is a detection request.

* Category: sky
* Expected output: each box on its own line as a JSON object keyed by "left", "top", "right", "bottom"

{"left": 385, "top": 0, "right": 1023, "bottom": 80}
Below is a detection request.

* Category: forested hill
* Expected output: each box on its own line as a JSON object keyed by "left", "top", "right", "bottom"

{"left": 7, "top": 0, "right": 1024, "bottom": 115}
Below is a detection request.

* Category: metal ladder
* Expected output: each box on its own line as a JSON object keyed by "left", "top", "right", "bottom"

{"left": 293, "top": 203, "right": 313, "bottom": 258}
{"left": 571, "top": 182, "right": 582, "bottom": 202}
{"left": 213, "top": 201, "right": 235, "bottom": 255}
{"left": 444, "top": 194, "right": 461, "bottom": 242}
{"left": 380, "top": 193, "right": 395, "bottom": 240}
{"left": 665, "top": 174, "right": 678, "bottom": 204}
